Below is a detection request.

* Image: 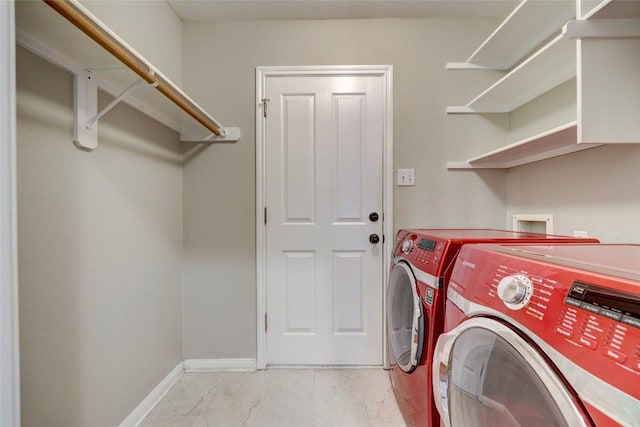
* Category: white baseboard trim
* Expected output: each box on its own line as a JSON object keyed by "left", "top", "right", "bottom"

{"left": 184, "top": 358, "right": 257, "bottom": 372}
{"left": 119, "top": 358, "right": 256, "bottom": 426}
{"left": 119, "top": 361, "right": 184, "bottom": 427}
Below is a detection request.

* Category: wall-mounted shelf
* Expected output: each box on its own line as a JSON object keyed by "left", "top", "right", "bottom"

{"left": 447, "top": 0, "right": 575, "bottom": 70}
{"left": 16, "top": 0, "right": 240, "bottom": 150}
{"left": 447, "top": 0, "right": 640, "bottom": 170}
{"left": 447, "top": 34, "right": 576, "bottom": 114}
{"left": 447, "top": 121, "right": 601, "bottom": 169}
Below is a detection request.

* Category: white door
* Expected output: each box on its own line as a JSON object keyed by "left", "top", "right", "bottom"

{"left": 263, "top": 71, "right": 385, "bottom": 365}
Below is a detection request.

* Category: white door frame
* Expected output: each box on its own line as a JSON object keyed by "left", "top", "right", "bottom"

{"left": 1, "top": 1, "right": 21, "bottom": 425}
{"left": 255, "top": 65, "right": 393, "bottom": 369}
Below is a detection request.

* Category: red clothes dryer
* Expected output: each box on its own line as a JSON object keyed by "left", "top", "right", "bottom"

{"left": 433, "top": 243, "right": 640, "bottom": 427}
{"left": 386, "top": 229, "right": 599, "bottom": 427}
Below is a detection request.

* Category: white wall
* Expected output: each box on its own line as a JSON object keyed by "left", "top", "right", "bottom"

{"left": 16, "top": 47, "right": 183, "bottom": 427}
{"left": 507, "top": 144, "right": 640, "bottom": 242}
{"left": 506, "top": 75, "right": 640, "bottom": 243}
{"left": 181, "top": 18, "right": 509, "bottom": 359}
{"left": 80, "top": 0, "right": 183, "bottom": 84}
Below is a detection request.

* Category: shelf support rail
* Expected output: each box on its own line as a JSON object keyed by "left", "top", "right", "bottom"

{"left": 44, "top": 0, "right": 240, "bottom": 149}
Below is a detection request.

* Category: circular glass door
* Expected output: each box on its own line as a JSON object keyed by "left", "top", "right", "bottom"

{"left": 387, "top": 262, "right": 423, "bottom": 372}
{"left": 435, "top": 318, "right": 590, "bottom": 427}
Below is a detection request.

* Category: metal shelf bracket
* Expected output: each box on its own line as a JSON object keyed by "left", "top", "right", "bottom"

{"left": 74, "top": 69, "right": 241, "bottom": 149}
{"left": 180, "top": 127, "right": 241, "bottom": 143}
{"left": 85, "top": 76, "right": 144, "bottom": 129}
{"left": 74, "top": 70, "right": 147, "bottom": 150}
{"left": 205, "top": 127, "right": 241, "bottom": 142}
{"left": 74, "top": 69, "right": 98, "bottom": 150}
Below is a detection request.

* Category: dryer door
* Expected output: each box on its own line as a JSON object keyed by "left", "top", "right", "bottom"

{"left": 387, "top": 261, "right": 424, "bottom": 373}
{"left": 432, "top": 318, "right": 592, "bottom": 427}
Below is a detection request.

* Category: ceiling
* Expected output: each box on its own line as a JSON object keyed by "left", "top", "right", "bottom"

{"left": 167, "top": 0, "right": 520, "bottom": 21}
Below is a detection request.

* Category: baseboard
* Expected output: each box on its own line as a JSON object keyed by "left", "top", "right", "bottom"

{"left": 119, "top": 358, "right": 256, "bottom": 426}
{"left": 183, "top": 358, "right": 257, "bottom": 372}
{"left": 119, "top": 361, "right": 184, "bottom": 427}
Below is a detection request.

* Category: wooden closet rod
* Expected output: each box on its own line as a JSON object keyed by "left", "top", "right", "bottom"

{"left": 43, "top": 0, "right": 223, "bottom": 136}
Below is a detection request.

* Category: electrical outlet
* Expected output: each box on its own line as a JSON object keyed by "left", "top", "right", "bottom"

{"left": 397, "top": 169, "right": 415, "bottom": 186}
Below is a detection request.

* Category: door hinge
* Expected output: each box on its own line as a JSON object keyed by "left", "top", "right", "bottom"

{"left": 264, "top": 207, "right": 267, "bottom": 225}
{"left": 261, "top": 98, "right": 270, "bottom": 118}
{"left": 264, "top": 312, "right": 268, "bottom": 331}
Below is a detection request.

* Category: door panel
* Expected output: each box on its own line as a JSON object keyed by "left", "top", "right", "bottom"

{"left": 334, "top": 94, "right": 365, "bottom": 222}
{"left": 265, "top": 73, "right": 384, "bottom": 365}
{"left": 283, "top": 251, "right": 315, "bottom": 333}
{"left": 333, "top": 251, "right": 365, "bottom": 334}
{"left": 282, "top": 95, "right": 315, "bottom": 223}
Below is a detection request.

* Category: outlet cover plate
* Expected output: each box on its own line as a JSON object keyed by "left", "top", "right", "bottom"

{"left": 397, "top": 168, "right": 415, "bottom": 186}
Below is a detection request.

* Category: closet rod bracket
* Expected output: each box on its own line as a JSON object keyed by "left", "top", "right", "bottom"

{"left": 75, "top": 68, "right": 241, "bottom": 148}
{"left": 74, "top": 69, "right": 98, "bottom": 150}
{"left": 75, "top": 69, "right": 148, "bottom": 150}
{"left": 180, "top": 127, "right": 241, "bottom": 143}
{"left": 85, "top": 75, "right": 144, "bottom": 129}
{"left": 74, "top": 70, "right": 161, "bottom": 150}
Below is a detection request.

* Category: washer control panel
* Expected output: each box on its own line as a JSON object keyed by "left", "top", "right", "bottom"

{"left": 497, "top": 274, "right": 533, "bottom": 310}
{"left": 557, "top": 281, "right": 640, "bottom": 367}
{"left": 396, "top": 235, "right": 446, "bottom": 276}
{"left": 449, "top": 243, "right": 640, "bottom": 402}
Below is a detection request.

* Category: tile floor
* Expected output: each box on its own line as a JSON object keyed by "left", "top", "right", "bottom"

{"left": 141, "top": 368, "right": 406, "bottom": 427}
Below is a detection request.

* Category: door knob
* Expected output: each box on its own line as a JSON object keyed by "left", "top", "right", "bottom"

{"left": 369, "top": 234, "right": 380, "bottom": 244}
{"left": 369, "top": 212, "right": 379, "bottom": 222}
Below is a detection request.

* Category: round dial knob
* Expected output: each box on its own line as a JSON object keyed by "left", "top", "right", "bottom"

{"left": 401, "top": 240, "right": 413, "bottom": 254}
{"left": 497, "top": 274, "right": 532, "bottom": 310}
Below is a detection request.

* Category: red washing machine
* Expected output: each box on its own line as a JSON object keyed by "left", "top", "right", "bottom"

{"left": 386, "top": 230, "right": 599, "bottom": 427}
{"left": 433, "top": 243, "right": 640, "bottom": 427}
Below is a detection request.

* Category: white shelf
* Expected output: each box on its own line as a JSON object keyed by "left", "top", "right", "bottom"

{"left": 457, "top": 0, "right": 575, "bottom": 70}
{"left": 446, "top": 0, "right": 640, "bottom": 170}
{"left": 447, "top": 122, "right": 602, "bottom": 169}
{"left": 448, "top": 34, "right": 576, "bottom": 114}
{"left": 447, "top": 0, "right": 640, "bottom": 115}
{"left": 15, "top": 1, "right": 239, "bottom": 146}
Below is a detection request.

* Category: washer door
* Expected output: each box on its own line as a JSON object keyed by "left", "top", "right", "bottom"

{"left": 433, "top": 318, "right": 590, "bottom": 427}
{"left": 387, "top": 261, "right": 424, "bottom": 373}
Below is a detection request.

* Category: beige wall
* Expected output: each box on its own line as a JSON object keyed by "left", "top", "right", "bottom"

{"left": 17, "top": 47, "right": 183, "bottom": 427}
{"left": 181, "top": 18, "right": 509, "bottom": 359}
{"left": 506, "top": 77, "right": 640, "bottom": 242}
{"left": 80, "top": 0, "right": 183, "bottom": 84}
{"left": 13, "top": 7, "right": 639, "bottom": 423}
{"left": 507, "top": 144, "right": 640, "bottom": 242}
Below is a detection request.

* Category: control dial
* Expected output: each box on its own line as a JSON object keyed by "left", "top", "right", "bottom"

{"left": 401, "top": 239, "right": 413, "bottom": 254}
{"left": 497, "top": 274, "right": 533, "bottom": 310}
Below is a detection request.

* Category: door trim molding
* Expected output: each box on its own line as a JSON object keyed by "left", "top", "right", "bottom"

{"left": 255, "top": 65, "right": 394, "bottom": 369}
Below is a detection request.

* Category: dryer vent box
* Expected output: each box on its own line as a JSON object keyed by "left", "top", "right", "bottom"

{"left": 513, "top": 214, "right": 554, "bottom": 235}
